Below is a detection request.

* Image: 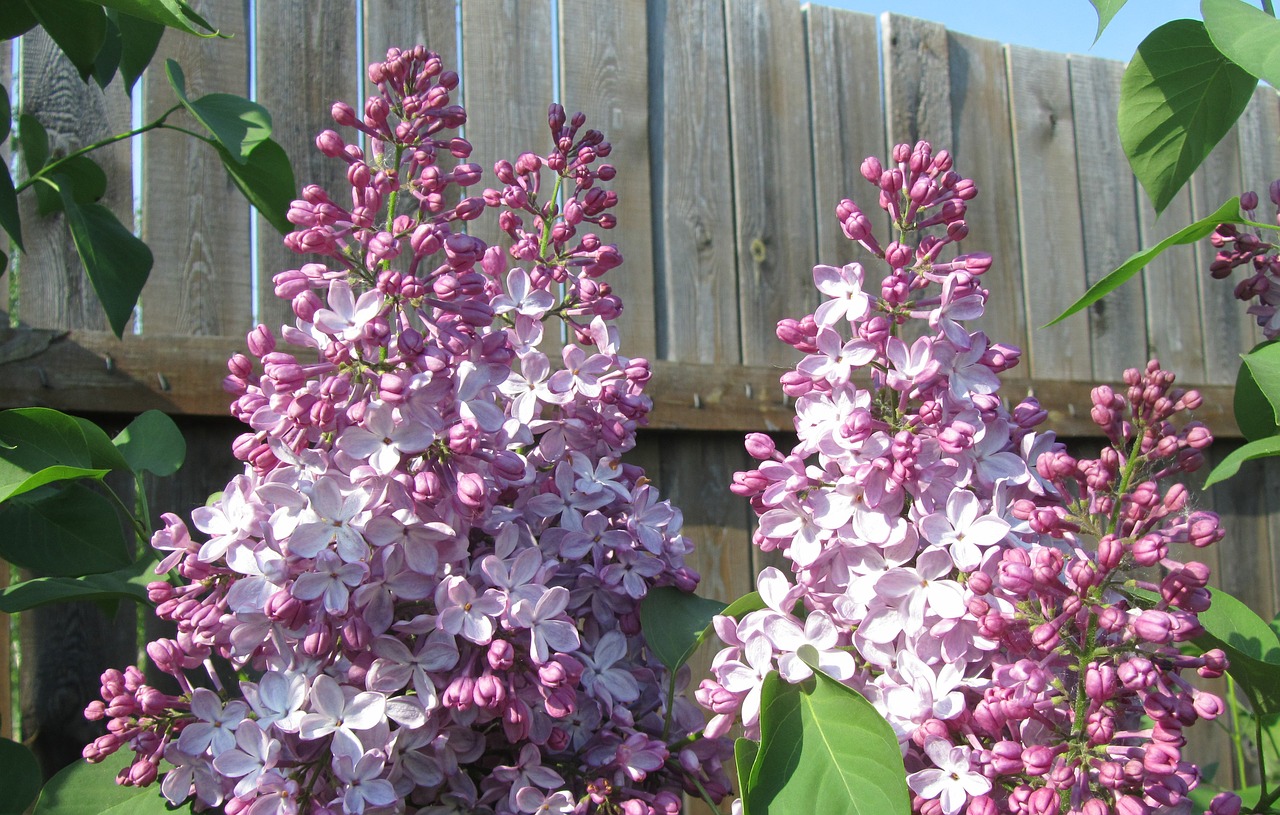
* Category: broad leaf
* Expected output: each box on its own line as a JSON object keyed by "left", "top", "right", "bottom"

{"left": 166, "top": 60, "right": 271, "bottom": 162}
{"left": 113, "top": 11, "right": 165, "bottom": 94}
{"left": 1090, "top": 0, "right": 1130, "bottom": 42}
{"left": 1120, "top": 21, "right": 1256, "bottom": 214}
{"left": 0, "top": 484, "right": 131, "bottom": 576}
{"left": 1203, "top": 0, "right": 1280, "bottom": 89}
{"left": 33, "top": 750, "right": 180, "bottom": 815}
{"left": 640, "top": 586, "right": 727, "bottom": 672}
{"left": 1193, "top": 589, "right": 1280, "bottom": 714}
{"left": 0, "top": 407, "right": 130, "bottom": 473}
{"left": 0, "top": 164, "right": 22, "bottom": 252}
{"left": 1048, "top": 197, "right": 1242, "bottom": 326}
{"left": 1239, "top": 340, "right": 1280, "bottom": 438}
{"left": 38, "top": 156, "right": 108, "bottom": 216}
{"left": 0, "top": 2, "right": 37, "bottom": 39}
{"left": 74, "top": 0, "right": 219, "bottom": 38}
{"left": 91, "top": 14, "right": 124, "bottom": 89}
{"left": 723, "top": 590, "right": 767, "bottom": 618}
{"left": 18, "top": 113, "right": 49, "bottom": 178}
{"left": 0, "top": 555, "right": 155, "bottom": 612}
{"left": 57, "top": 186, "right": 153, "bottom": 338}
{"left": 24, "top": 0, "right": 107, "bottom": 80}
{"left": 113, "top": 410, "right": 185, "bottom": 476}
{"left": 0, "top": 85, "right": 10, "bottom": 143}
{"left": 735, "top": 738, "right": 760, "bottom": 814}
{"left": 0, "top": 738, "right": 41, "bottom": 814}
{"left": 0, "top": 463, "right": 111, "bottom": 504}
{"left": 1203, "top": 435, "right": 1280, "bottom": 487}
{"left": 218, "top": 138, "right": 295, "bottom": 234}
{"left": 747, "top": 671, "right": 909, "bottom": 815}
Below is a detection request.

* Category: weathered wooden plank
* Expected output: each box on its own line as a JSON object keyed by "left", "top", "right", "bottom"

{"left": 17, "top": 31, "right": 133, "bottom": 332}
{"left": 141, "top": 0, "right": 253, "bottom": 338}
{"left": 1006, "top": 45, "right": 1090, "bottom": 381}
{"left": 649, "top": 0, "right": 738, "bottom": 364}
{"left": 1192, "top": 119, "right": 1253, "bottom": 385}
{"left": 948, "top": 31, "right": 1026, "bottom": 355}
{"left": 882, "top": 13, "right": 952, "bottom": 149}
{"left": 559, "top": 0, "right": 655, "bottom": 360}
{"left": 253, "top": 0, "right": 358, "bottom": 333}
{"left": 725, "top": 0, "right": 817, "bottom": 367}
{"left": 1138, "top": 186, "right": 1205, "bottom": 383}
{"left": 806, "top": 6, "right": 883, "bottom": 273}
{"left": 1067, "top": 55, "right": 1145, "bottom": 382}
{"left": 364, "top": 0, "right": 457, "bottom": 70}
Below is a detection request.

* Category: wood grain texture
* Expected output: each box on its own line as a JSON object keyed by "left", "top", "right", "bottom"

{"left": 253, "top": 0, "right": 358, "bottom": 333}
{"left": 1006, "top": 45, "right": 1090, "bottom": 381}
{"left": 1138, "top": 186, "right": 1205, "bottom": 383}
{"left": 363, "top": 0, "right": 458, "bottom": 70}
{"left": 141, "top": 0, "right": 253, "bottom": 338}
{"left": 17, "top": 31, "right": 133, "bottom": 332}
{"left": 1067, "top": 55, "right": 1145, "bottom": 382}
{"left": 725, "top": 0, "right": 817, "bottom": 367}
{"left": 805, "top": 6, "right": 883, "bottom": 273}
{"left": 881, "top": 13, "right": 951, "bottom": 148}
{"left": 947, "top": 32, "right": 1025, "bottom": 354}
{"left": 1192, "top": 122, "right": 1253, "bottom": 385}
{"left": 649, "top": 0, "right": 737, "bottom": 364}
{"left": 560, "top": 0, "right": 655, "bottom": 359}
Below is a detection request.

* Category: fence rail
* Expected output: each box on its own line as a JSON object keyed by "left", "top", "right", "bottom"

{"left": 3, "top": 0, "right": 1279, "bottom": 793}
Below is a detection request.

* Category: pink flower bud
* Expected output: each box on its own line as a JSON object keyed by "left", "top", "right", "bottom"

{"left": 1133, "top": 609, "right": 1175, "bottom": 644}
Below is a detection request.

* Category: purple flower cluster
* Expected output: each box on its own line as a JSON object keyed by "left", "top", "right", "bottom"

{"left": 84, "top": 47, "right": 730, "bottom": 815}
{"left": 701, "top": 142, "right": 1236, "bottom": 815}
{"left": 1209, "top": 184, "right": 1280, "bottom": 339}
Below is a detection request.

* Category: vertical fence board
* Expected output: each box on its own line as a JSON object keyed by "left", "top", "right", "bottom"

{"left": 363, "top": 0, "right": 458, "bottom": 70}
{"left": 649, "top": 0, "right": 737, "bottom": 364}
{"left": 805, "top": 6, "right": 883, "bottom": 273}
{"left": 142, "top": 0, "right": 253, "bottom": 338}
{"left": 1068, "top": 55, "right": 1145, "bottom": 382}
{"left": 560, "top": 0, "right": 656, "bottom": 359}
{"left": 254, "top": 0, "right": 358, "bottom": 333}
{"left": 16, "top": 32, "right": 133, "bottom": 332}
{"left": 1006, "top": 45, "right": 1090, "bottom": 381}
{"left": 725, "top": 0, "right": 816, "bottom": 367}
{"left": 948, "top": 32, "right": 1025, "bottom": 353}
{"left": 1138, "top": 186, "right": 1205, "bottom": 382}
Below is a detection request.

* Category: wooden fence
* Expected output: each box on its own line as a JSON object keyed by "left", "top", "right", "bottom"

{"left": 3, "top": 0, "right": 1279, "bottom": 794}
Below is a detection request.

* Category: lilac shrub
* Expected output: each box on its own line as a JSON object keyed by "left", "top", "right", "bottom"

{"left": 703, "top": 142, "right": 1238, "bottom": 815}
{"left": 84, "top": 47, "right": 730, "bottom": 814}
{"left": 1209, "top": 185, "right": 1280, "bottom": 340}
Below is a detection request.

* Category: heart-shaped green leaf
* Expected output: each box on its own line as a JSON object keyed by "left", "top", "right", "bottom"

{"left": 111, "top": 11, "right": 165, "bottom": 95}
{"left": 217, "top": 138, "right": 296, "bottom": 234}
{"left": 113, "top": 410, "right": 185, "bottom": 476}
{"left": 166, "top": 60, "right": 272, "bottom": 163}
{"left": 57, "top": 185, "right": 152, "bottom": 338}
{"left": 91, "top": 14, "right": 124, "bottom": 89}
{"left": 0, "top": 555, "right": 156, "bottom": 613}
{"left": 1204, "top": 435, "right": 1280, "bottom": 487}
{"left": 24, "top": 0, "right": 107, "bottom": 80}
{"left": 18, "top": 113, "right": 49, "bottom": 178}
{"left": 33, "top": 749, "right": 182, "bottom": 814}
{"left": 1089, "top": 0, "right": 1130, "bottom": 42}
{"left": 1194, "top": 588, "right": 1280, "bottom": 715}
{"left": 1203, "top": 0, "right": 1280, "bottom": 89}
{"left": 1238, "top": 340, "right": 1280, "bottom": 439}
{"left": 0, "top": 164, "right": 22, "bottom": 252}
{"left": 640, "top": 586, "right": 727, "bottom": 672}
{"left": 1120, "top": 20, "right": 1256, "bottom": 214}
{"left": 84, "top": 0, "right": 219, "bottom": 38}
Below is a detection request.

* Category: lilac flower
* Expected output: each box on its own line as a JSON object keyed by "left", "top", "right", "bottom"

{"left": 510, "top": 586, "right": 580, "bottom": 664}
{"left": 812, "top": 262, "right": 871, "bottom": 327}
{"left": 212, "top": 720, "right": 281, "bottom": 797}
{"left": 435, "top": 576, "right": 504, "bottom": 644}
{"left": 332, "top": 751, "right": 397, "bottom": 814}
{"left": 918, "top": 488, "right": 1010, "bottom": 570}
{"left": 335, "top": 402, "right": 435, "bottom": 475}
{"left": 907, "top": 738, "right": 991, "bottom": 815}
{"left": 298, "top": 676, "right": 386, "bottom": 762}
{"left": 177, "top": 689, "right": 248, "bottom": 757}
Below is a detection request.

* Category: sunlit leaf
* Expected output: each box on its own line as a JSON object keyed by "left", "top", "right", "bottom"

{"left": 217, "top": 138, "right": 295, "bottom": 234}
{"left": 1203, "top": 0, "right": 1280, "bottom": 89}
{"left": 113, "top": 410, "right": 185, "bottom": 476}
{"left": 1239, "top": 340, "right": 1280, "bottom": 439}
{"left": 166, "top": 60, "right": 272, "bottom": 162}
{"left": 0, "top": 555, "right": 155, "bottom": 612}
{"left": 1203, "top": 435, "right": 1280, "bottom": 487}
{"left": 1193, "top": 589, "right": 1280, "bottom": 714}
{"left": 1090, "top": 0, "right": 1130, "bottom": 42}
{"left": 1120, "top": 21, "right": 1256, "bottom": 213}
{"left": 73, "top": 0, "right": 220, "bottom": 38}
{"left": 37, "top": 156, "right": 108, "bottom": 216}
{"left": 640, "top": 586, "right": 727, "bottom": 672}
{"left": 57, "top": 185, "right": 152, "bottom": 338}
{"left": 33, "top": 750, "right": 181, "bottom": 815}
{"left": 735, "top": 738, "right": 760, "bottom": 815}
{"left": 0, "top": 407, "right": 130, "bottom": 474}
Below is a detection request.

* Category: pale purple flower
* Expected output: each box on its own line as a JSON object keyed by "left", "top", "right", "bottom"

{"left": 492, "top": 268, "right": 555, "bottom": 318}
{"left": 812, "top": 262, "right": 871, "bottom": 327}
{"left": 764, "top": 610, "right": 856, "bottom": 682}
{"left": 336, "top": 402, "right": 435, "bottom": 475}
{"left": 297, "top": 675, "right": 386, "bottom": 762}
{"left": 435, "top": 576, "right": 504, "bottom": 644}
{"left": 291, "top": 551, "right": 367, "bottom": 614}
{"left": 212, "top": 720, "right": 281, "bottom": 797}
{"left": 242, "top": 671, "right": 307, "bottom": 733}
{"left": 288, "top": 476, "right": 371, "bottom": 561}
{"left": 581, "top": 629, "right": 640, "bottom": 707}
{"left": 332, "top": 751, "right": 397, "bottom": 815}
{"left": 313, "top": 280, "right": 385, "bottom": 342}
{"left": 907, "top": 738, "right": 991, "bottom": 815}
{"left": 919, "top": 488, "right": 1010, "bottom": 570}
{"left": 178, "top": 688, "right": 249, "bottom": 757}
{"left": 510, "top": 586, "right": 580, "bottom": 664}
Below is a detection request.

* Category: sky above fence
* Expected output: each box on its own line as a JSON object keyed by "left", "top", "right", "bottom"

{"left": 827, "top": 0, "right": 1202, "bottom": 62}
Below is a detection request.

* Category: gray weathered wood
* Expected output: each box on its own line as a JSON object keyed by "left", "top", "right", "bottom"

{"left": 806, "top": 6, "right": 883, "bottom": 274}
{"left": 1006, "top": 45, "right": 1090, "bottom": 381}
{"left": 882, "top": 13, "right": 951, "bottom": 149}
{"left": 1138, "top": 186, "right": 1204, "bottom": 383}
{"left": 1067, "top": 55, "right": 1145, "bottom": 382}
{"left": 649, "top": 0, "right": 738, "bottom": 364}
{"left": 948, "top": 31, "right": 1026, "bottom": 355}
{"left": 363, "top": 0, "right": 458, "bottom": 70}
{"left": 253, "top": 0, "right": 358, "bottom": 333}
{"left": 141, "top": 0, "right": 253, "bottom": 338}
{"left": 725, "top": 0, "right": 817, "bottom": 367}
{"left": 560, "top": 0, "right": 656, "bottom": 359}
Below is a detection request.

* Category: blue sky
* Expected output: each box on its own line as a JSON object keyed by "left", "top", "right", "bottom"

{"left": 821, "top": 1, "right": 1204, "bottom": 62}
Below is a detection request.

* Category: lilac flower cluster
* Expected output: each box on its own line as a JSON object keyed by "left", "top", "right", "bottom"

{"left": 84, "top": 47, "right": 730, "bottom": 815}
{"left": 1209, "top": 185, "right": 1280, "bottom": 339}
{"left": 701, "top": 142, "right": 1236, "bottom": 815}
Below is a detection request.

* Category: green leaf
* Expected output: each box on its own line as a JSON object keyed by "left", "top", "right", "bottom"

{"left": 0, "top": 555, "right": 156, "bottom": 612}
{"left": 723, "top": 590, "right": 767, "bottom": 618}
{"left": 0, "top": 2, "right": 37, "bottom": 39}
{"left": 1090, "top": 0, "right": 1130, "bottom": 42}
{"left": 39, "top": 157, "right": 109, "bottom": 215}
{"left": 70, "top": 0, "right": 220, "bottom": 38}
{"left": 640, "top": 586, "right": 727, "bottom": 672}
{"left": 24, "top": 0, "right": 108, "bottom": 80}
{"left": 1203, "top": 435, "right": 1280, "bottom": 487}
{"left": 1120, "top": 20, "right": 1257, "bottom": 214}
{"left": 1048, "top": 197, "right": 1243, "bottom": 326}
{"left": 91, "top": 14, "right": 124, "bottom": 89}
{"left": 0, "top": 85, "right": 10, "bottom": 144}
{"left": 166, "top": 60, "right": 271, "bottom": 162}
{"left": 112, "top": 11, "right": 165, "bottom": 95}
{"left": 113, "top": 410, "right": 185, "bottom": 476}
{"left": 1240, "top": 340, "right": 1280, "bottom": 437}
{"left": 1194, "top": 589, "right": 1280, "bottom": 714}
{"left": 33, "top": 750, "right": 179, "bottom": 815}
{"left": 0, "top": 484, "right": 131, "bottom": 576}
{"left": 57, "top": 186, "right": 152, "bottom": 338}
{"left": 0, "top": 738, "right": 41, "bottom": 814}
{"left": 746, "top": 672, "right": 909, "bottom": 815}
{"left": 1203, "top": 0, "right": 1280, "bottom": 89}
{"left": 0, "top": 407, "right": 131, "bottom": 474}
{"left": 0, "top": 164, "right": 23, "bottom": 252}
{"left": 735, "top": 738, "right": 760, "bottom": 815}
{"left": 0, "top": 463, "right": 111, "bottom": 504}
{"left": 18, "top": 114, "right": 49, "bottom": 178}
{"left": 218, "top": 138, "right": 295, "bottom": 234}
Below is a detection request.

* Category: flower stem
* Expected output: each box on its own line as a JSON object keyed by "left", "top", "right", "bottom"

{"left": 15, "top": 104, "right": 183, "bottom": 193}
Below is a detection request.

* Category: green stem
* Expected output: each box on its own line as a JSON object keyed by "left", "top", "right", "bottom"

{"left": 1229, "top": 676, "right": 1250, "bottom": 787}
{"left": 538, "top": 174, "right": 565, "bottom": 261}
{"left": 688, "top": 769, "right": 721, "bottom": 814}
{"left": 15, "top": 104, "right": 183, "bottom": 193}
{"left": 385, "top": 144, "right": 405, "bottom": 235}
{"left": 1071, "top": 613, "right": 1098, "bottom": 740}
{"left": 102, "top": 483, "right": 149, "bottom": 541}
{"left": 1258, "top": 701, "right": 1272, "bottom": 812}
{"left": 661, "top": 668, "right": 678, "bottom": 742}
{"left": 1107, "top": 434, "right": 1145, "bottom": 536}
